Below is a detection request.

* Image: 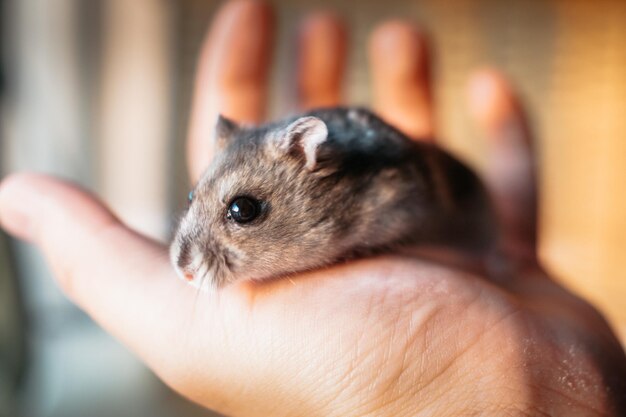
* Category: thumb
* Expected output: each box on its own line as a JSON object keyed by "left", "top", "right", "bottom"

{"left": 0, "top": 173, "right": 206, "bottom": 382}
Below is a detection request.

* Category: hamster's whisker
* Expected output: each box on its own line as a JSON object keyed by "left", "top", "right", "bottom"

{"left": 192, "top": 278, "right": 204, "bottom": 310}
{"left": 199, "top": 265, "right": 212, "bottom": 294}
{"left": 196, "top": 262, "right": 209, "bottom": 283}
{"left": 222, "top": 250, "right": 234, "bottom": 272}
{"left": 204, "top": 249, "right": 216, "bottom": 270}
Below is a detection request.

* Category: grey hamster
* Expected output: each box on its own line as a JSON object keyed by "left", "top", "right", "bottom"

{"left": 170, "top": 107, "right": 495, "bottom": 290}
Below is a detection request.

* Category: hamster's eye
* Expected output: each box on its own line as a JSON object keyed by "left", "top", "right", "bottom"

{"left": 227, "top": 197, "right": 260, "bottom": 224}
{"left": 188, "top": 191, "right": 194, "bottom": 204}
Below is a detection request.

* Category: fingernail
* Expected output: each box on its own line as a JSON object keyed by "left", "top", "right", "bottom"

{"left": 467, "top": 69, "right": 518, "bottom": 135}
{"left": 467, "top": 70, "right": 500, "bottom": 122}
{"left": 370, "top": 21, "right": 426, "bottom": 72}
{"left": 0, "top": 175, "right": 37, "bottom": 242}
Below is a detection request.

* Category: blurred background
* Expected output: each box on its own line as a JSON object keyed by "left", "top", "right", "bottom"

{"left": 1, "top": 0, "right": 625, "bottom": 416}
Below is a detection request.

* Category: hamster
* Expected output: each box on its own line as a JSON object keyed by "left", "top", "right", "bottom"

{"left": 170, "top": 107, "right": 496, "bottom": 291}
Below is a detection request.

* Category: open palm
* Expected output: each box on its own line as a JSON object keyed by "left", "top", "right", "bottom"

{"left": 1, "top": 1, "right": 624, "bottom": 416}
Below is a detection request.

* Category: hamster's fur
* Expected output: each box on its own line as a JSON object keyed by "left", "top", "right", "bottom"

{"left": 171, "top": 107, "right": 495, "bottom": 290}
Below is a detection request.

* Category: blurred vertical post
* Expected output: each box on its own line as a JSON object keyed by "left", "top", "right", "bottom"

{"left": 0, "top": 232, "right": 26, "bottom": 417}
{"left": 0, "top": 0, "right": 27, "bottom": 402}
{"left": 1, "top": 0, "right": 91, "bottom": 413}
{"left": 1, "top": 0, "right": 91, "bottom": 180}
{"left": 98, "top": 0, "right": 174, "bottom": 240}
{"left": 1, "top": 0, "right": 91, "bottom": 313}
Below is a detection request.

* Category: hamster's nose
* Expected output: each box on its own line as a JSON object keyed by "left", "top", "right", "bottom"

{"left": 175, "top": 240, "right": 196, "bottom": 282}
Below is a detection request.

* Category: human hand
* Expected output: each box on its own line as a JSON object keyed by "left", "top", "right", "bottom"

{"left": 1, "top": 1, "right": 625, "bottom": 416}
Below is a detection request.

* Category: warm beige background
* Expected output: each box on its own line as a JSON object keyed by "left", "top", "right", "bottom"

{"left": 539, "top": 0, "right": 626, "bottom": 342}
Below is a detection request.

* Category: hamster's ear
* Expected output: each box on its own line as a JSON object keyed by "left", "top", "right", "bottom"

{"left": 273, "top": 116, "right": 328, "bottom": 170}
{"left": 211, "top": 114, "right": 239, "bottom": 152}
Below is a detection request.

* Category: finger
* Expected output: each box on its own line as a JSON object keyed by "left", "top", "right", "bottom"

{"left": 187, "top": 0, "right": 275, "bottom": 183}
{"left": 0, "top": 173, "right": 200, "bottom": 375}
{"left": 467, "top": 69, "right": 538, "bottom": 262}
{"left": 297, "top": 12, "right": 347, "bottom": 109}
{"left": 368, "top": 21, "right": 434, "bottom": 140}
